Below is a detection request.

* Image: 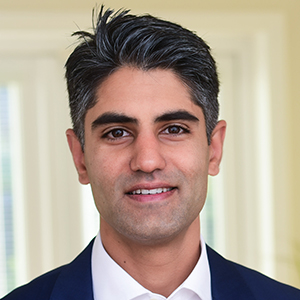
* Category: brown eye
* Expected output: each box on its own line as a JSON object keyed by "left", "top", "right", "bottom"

{"left": 111, "top": 129, "right": 125, "bottom": 138}
{"left": 103, "top": 128, "right": 131, "bottom": 140}
{"left": 168, "top": 126, "right": 182, "bottom": 134}
{"left": 160, "top": 125, "right": 190, "bottom": 137}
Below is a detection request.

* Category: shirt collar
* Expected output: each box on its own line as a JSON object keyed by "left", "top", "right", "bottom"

{"left": 91, "top": 232, "right": 211, "bottom": 300}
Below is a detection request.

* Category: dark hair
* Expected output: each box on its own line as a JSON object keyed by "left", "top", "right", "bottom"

{"left": 65, "top": 6, "right": 219, "bottom": 148}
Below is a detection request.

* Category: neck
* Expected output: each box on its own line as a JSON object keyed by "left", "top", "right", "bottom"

{"left": 100, "top": 217, "right": 201, "bottom": 298}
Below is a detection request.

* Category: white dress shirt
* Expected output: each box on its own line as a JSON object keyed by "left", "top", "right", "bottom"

{"left": 92, "top": 232, "right": 212, "bottom": 300}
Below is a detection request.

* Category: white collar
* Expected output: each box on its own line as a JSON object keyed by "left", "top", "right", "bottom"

{"left": 91, "top": 232, "right": 212, "bottom": 300}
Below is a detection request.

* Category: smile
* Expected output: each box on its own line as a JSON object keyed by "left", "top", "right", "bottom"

{"left": 129, "top": 187, "right": 174, "bottom": 195}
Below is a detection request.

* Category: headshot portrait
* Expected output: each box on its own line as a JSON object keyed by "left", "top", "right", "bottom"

{"left": 0, "top": 1, "right": 299, "bottom": 299}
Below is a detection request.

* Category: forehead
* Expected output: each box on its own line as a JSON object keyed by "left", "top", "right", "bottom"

{"left": 87, "top": 67, "right": 203, "bottom": 123}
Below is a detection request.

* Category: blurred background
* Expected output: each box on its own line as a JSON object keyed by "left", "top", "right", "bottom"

{"left": 0, "top": 0, "right": 300, "bottom": 297}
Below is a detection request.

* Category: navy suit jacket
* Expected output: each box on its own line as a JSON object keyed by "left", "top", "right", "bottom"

{"left": 2, "top": 239, "right": 300, "bottom": 299}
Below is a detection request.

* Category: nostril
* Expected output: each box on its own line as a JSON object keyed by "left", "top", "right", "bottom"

{"left": 130, "top": 155, "right": 166, "bottom": 173}
{"left": 130, "top": 143, "right": 166, "bottom": 173}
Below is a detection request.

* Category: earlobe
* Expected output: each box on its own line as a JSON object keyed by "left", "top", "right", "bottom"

{"left": 208, "top": 120, "right": 226, "bottom": 176}
{"left": 66, "top": 129, "right": 90, "bottom": 184}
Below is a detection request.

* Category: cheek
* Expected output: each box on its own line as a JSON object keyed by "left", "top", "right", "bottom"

{"left": 172, "top": 142, "right": 209, "bottom": 176}
{"left": 86, "top": 155, "right": 121, "bottom": 216}
{"left": 85, "top": 147, "right": 131, "bottom": 203}
{"left": 87, "top": 158, "right": 119, "bottom": 189}
{"left": 86, "top": 145, "right": 125, "bottom": 175}
{"left": 174, "top": 144, "right": 209, "bottom": 208}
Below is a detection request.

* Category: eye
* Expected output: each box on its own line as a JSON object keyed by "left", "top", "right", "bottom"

{"left": 162, "top": 125, "right": 190, "bottom": 135}
{"left": 103, "top": 128, "right": 131, "bottom": 140}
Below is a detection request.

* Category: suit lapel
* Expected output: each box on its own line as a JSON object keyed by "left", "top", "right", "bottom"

{"left": 49, "top": 239, "right": 95, "bottom": 300}
{"left": 206, "top": 245, "right": 256, "bottom": 300}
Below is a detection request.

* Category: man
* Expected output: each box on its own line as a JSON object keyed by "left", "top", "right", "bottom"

{"left": 2, "top": 6, "right": 300, "bottom": 300}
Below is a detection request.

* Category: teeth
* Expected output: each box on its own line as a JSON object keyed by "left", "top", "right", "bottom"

{"left": 131, "top": 188, "right": 172, "bottom": 195}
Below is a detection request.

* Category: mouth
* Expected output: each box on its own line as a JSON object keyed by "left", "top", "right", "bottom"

{"left": 127, "top": 187, "right": 175, "bottom": 195}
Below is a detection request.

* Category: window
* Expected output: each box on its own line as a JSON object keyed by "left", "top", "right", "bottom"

{"left": 0, "top": 83, "right": 23, "bottom": 296}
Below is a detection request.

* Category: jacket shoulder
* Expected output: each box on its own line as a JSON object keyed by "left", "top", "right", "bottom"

{"left": 1, "top": 239, "right": 94, "bottom": 300}
{"left": 207, "top": 245, "right": 300, "bottom": 300}
{"left": 1, "top": 265, "right": 66, "bottom": 300}
{"left": 233, "top": 261, "right": 300, "bottom": 299}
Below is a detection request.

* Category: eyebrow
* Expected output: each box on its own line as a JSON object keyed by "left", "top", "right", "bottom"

{"left": 91, "top": 110, "right": 199, "bottom": 130}
{"left": 155, "top": 110, "right": 199, "bottom": 123}
{"left": 91, "top": 112, "right": 138, "bottom": 130}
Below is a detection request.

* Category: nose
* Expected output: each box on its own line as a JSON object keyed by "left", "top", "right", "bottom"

{"left": 130, "top": 134, "right": 166, "bottom": 173}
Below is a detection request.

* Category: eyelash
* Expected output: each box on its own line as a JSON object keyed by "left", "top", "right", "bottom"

{"left": 161, "top": 124, "right": 190, "bottom": 135}
{"left": 102, "top": 128, "right": 131, "bottom": 140}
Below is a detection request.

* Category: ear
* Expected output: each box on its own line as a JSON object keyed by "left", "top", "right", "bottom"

{"left": 66, "top": 129, "right": 90, "bottom": 184}
{"left": 208, "top": 120, "right": 226, "bottom": 176}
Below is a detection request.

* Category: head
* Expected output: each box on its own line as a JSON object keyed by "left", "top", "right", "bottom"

{"left": 65, "top": 7, "right": 226, "bottom": 246}
{"left": 65, "top": 6, "right": 219, "bottom": 149}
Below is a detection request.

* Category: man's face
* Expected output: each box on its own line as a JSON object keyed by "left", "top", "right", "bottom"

{"left": 67, "top": 67, "right": 225, "bottom": 245}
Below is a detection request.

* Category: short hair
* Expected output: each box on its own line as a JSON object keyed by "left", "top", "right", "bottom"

{"left": 65, "top": 6, "right": 219, "bottom": 149}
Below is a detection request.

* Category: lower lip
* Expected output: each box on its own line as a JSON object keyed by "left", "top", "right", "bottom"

{"left": 126, "top": 188, "right": 176, "bottom": 203}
